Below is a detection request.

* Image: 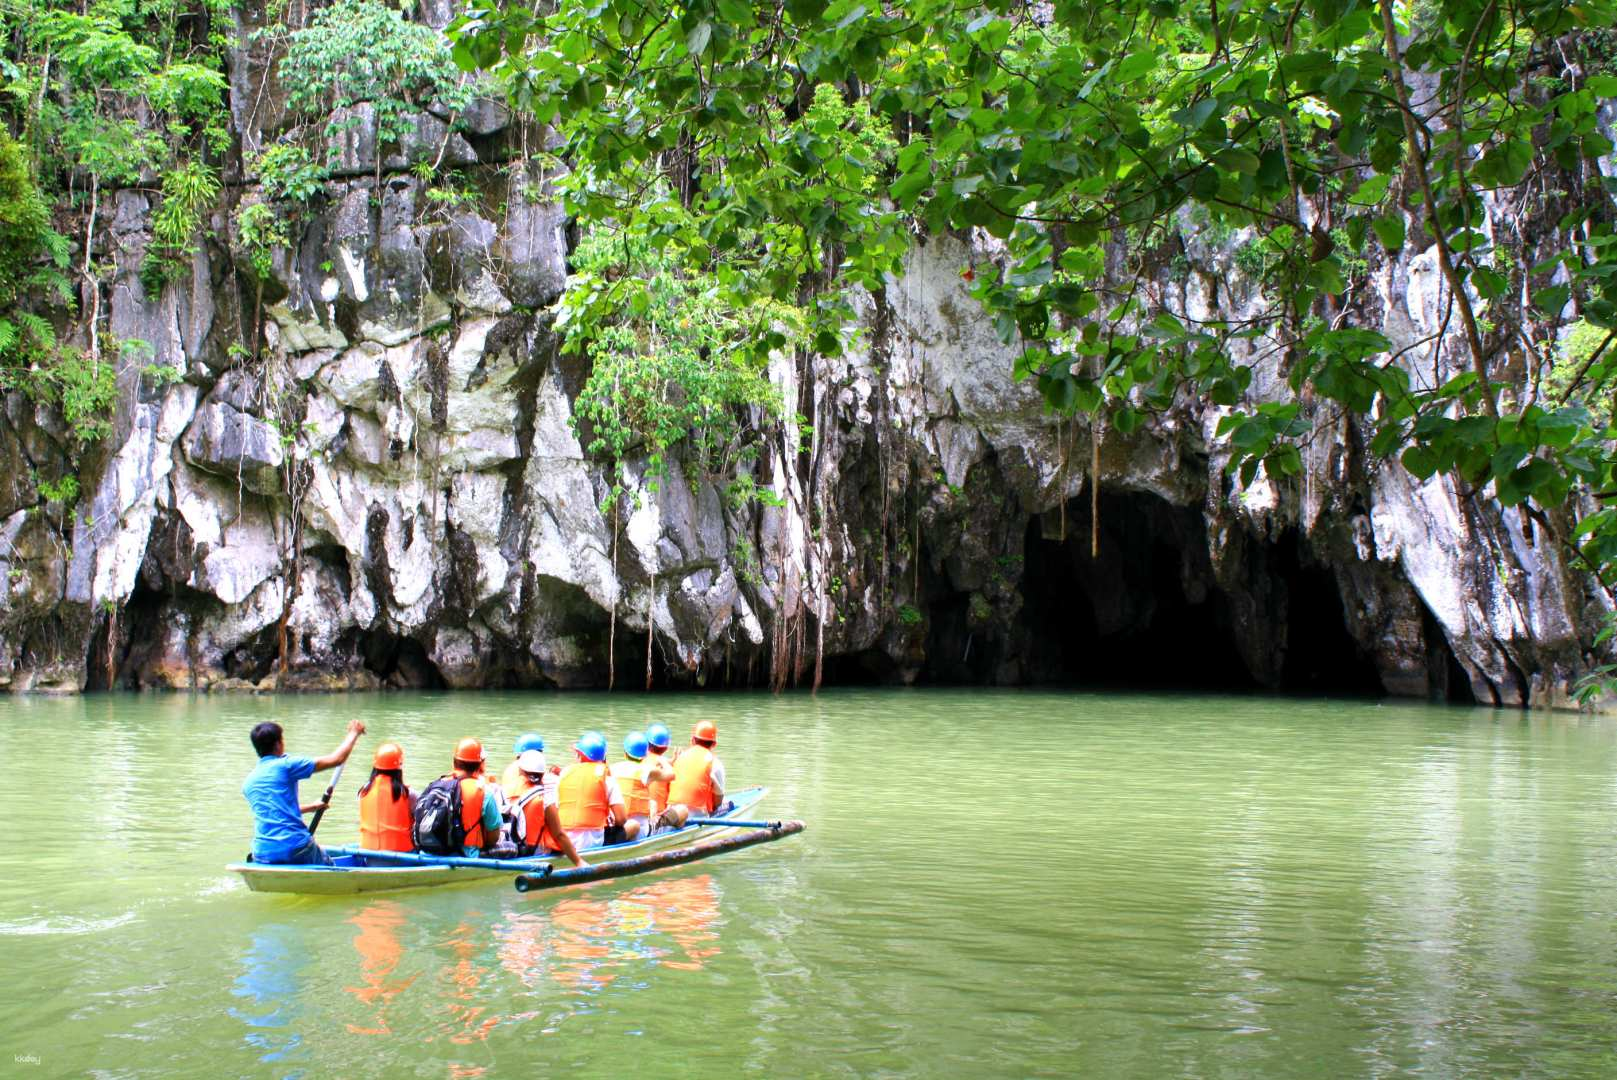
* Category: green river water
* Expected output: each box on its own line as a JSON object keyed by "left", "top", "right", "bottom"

{"left": 3, "top": 689, "right": 1617, "bottom": 1078}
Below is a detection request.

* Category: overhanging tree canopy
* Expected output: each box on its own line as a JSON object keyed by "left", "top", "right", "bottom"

{"left": 449, "top": 1, "right": 1617, "bottom": 597}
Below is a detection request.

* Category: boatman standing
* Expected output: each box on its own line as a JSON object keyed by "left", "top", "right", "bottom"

{"left": 669, "top": 720, "right": 726, "bottom": 816}
{"left": 242, "top": 719, "right": 365, "bottom": 866}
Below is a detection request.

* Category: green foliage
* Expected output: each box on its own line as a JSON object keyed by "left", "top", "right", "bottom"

{"left": 563, "top": 229, "right": 790, "bottom": 492}
{"left": 725, "top": 471, "right": 785, "bottom": 512}
{"left": 1548, "top": 320, "right": 1617, "bottom": 425}
{"left": 1, "top": 349, "right": 120, "bottom": 445}
{"left": 252, "top": 143, "right": 329, "bottom": 203}
{"left": 0, "top": 132, "right": 68, "bottom": 318}
{"left": 234, "top": 142, "right": 329, "bottom": 282}
{"left": 35, "top": 472, "right": 79, "bottom": 506}
{"left": 452, "top": 0, "right": 1617, "bottom": 609}
{"left": 897, "top": 603, "right": 923, "bottom": 626}
{"left": 280, "top": 0, "right": 473, "bottom": 149}
{"left": 235, "top": 202, "right": 288, "bottom": 281}
{"left": 21, "top": 1, "right": 229, "bottom": 182}
{"left": 142, "top": 362, "right": 186, "bottom": 388}
{"left": 2, "top": 0, "right": 232, "bottom": 452}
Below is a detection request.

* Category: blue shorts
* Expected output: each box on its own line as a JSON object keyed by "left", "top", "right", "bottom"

{"left": 261, "top": 838, "right": 333, "bottom": 866}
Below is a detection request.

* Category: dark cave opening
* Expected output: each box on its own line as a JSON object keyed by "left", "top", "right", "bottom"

{"left": 358, "top": 629, "right": 447, "bottom": 689}
{"left": 1269, "top": 530, "right": 1387, "bottom": 697}
{"left": 1016, "top": 493, "right": 1258, "bottom": 691}
{"left": 1421, "top": 601, "right": 1479, "bottom": 705}
{"left": 819, "top": 648, "right": 900, "bottom": 686}
{"left": 1011, "top": 491, "right": 1385, "bottom": 696}
{"left": 85, "top": 577, "right": 172, "bottom": 691}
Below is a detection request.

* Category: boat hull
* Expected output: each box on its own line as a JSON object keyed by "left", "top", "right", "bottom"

{"left": 228, "top": 787, "right": 767, "bottom": 895}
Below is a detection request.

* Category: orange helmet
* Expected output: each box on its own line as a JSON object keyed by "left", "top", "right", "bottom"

{"left": 454, "top": 737, "right": 485, "bottom": 764}
{"left": 692, "top": 720, "right": 717, "bottom": 745}
{"left": 373, "top": 742, "right": 404, "bottom": 770}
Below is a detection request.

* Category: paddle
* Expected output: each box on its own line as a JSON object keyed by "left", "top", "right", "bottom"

{"left": 305, "top": 761, "right": 344, "bottom": 838}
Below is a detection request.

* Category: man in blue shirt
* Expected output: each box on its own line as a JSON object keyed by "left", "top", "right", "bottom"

{"left": 242, "top": 719, "right": 366, "bottom": 865}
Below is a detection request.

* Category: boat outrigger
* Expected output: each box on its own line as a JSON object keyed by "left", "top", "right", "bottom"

{"left": 230, "top": 786, "right": 776, "bottom": 895}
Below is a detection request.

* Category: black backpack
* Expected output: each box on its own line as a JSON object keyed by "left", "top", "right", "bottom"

{"left": 413, "top": 776, "right": 466, "bottom": 855}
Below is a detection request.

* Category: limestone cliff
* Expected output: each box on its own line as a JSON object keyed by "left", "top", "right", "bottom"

{"left": 0, "top": 8, "right": 1609, "bottom": 707}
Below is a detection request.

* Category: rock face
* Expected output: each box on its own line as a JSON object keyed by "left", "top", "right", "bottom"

{"left": 0, "top": 7, "right": 1608, "bottom": 705}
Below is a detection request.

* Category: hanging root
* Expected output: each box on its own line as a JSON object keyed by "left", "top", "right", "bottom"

{"left": 1091, "top": 420, "right": 1101, "bottom": 559}
{"left": 645, "top": 566, "right": 655, "bottom": 691}
{"left": 608, "top": 495, "right": 619, "bottom": 691}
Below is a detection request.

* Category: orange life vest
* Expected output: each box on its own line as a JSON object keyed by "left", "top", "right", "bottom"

{"left": 646, "top": 750, "right": 672, "bottom": 813}
{"left": 610, "top": 760, "right": 653, "bottom": 817}
{"left": 557, "top": 762, "right": 610, "bottom": 830}
{"left": 512, "top": 784, "right": 560, "bottom": 855}
{"left": 670, "top": 745, "right": 717, "bottom": 813}
{"left": 357, "top": 778, "right": 414, "bottom": 852}
{"left": 457, "top": 774, "right": 487, "bottom": 850}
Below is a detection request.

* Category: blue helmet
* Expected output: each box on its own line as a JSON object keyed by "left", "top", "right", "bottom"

{"left": 575, "top": 731, "right": 607, "bottom": 763}
{"left": 646, "top": 723, "right": 671, "bottom": 749}
{"left": 514, "top": 732, "right": 545, "bottom": 755}
{"left": 623, "top": 731, "right": 649, "bottom": 761}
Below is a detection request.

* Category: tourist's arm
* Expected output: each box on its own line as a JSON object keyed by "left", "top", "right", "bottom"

{"left": 544, "top": 804, "right": 587, "bottom": 868}
{"left": 647, "top": 757, "right": 674, "bottom": 783}
{"left": 313, "top": 719, "right": 366, "bottom": 771}
{"left": 482, "top": 785, "right": 504, "bottom": 843}
{"left": 603, "top": 772, "right": 626, "bottom": 825}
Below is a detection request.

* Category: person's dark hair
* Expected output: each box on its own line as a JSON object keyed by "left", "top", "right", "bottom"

{"left": 250, "top": 722, "right": 283, "bottom": 757}
{"left": 694, "top": 737, "right": 715, "bottom": 748}
{"left": 359, "top": 768, "right": 406, "bottom": 801}
{"left": 453, "top": 758, "right": 481, "bottom": 775}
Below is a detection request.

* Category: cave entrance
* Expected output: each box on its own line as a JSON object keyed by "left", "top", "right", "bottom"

{"left": 1270, "top": 530, "right": 1386, "bottom": 696}
{"left": 1019, "top": 492, "right": 1256, "bottom": 690}
{"left": 1018, "top": 491, "right": 1384, "bottom": 696}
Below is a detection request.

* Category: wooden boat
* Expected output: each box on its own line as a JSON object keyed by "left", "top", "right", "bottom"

{"left": 229, "top": 786, "right": 768, "bottom": 896}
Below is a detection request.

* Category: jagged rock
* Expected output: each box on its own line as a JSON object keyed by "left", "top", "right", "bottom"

{"left": 267, "top": 300, "right": 347, "bottom": 352}
{"left": 459, "top": 96, "right": 512, "bottom": 137}
{"left": 328, "top": 104, "right": 480, "bottom": 179}
{"left": 501, "top": 161, "right": 569, "bottom": 308}
{"left": 185, "top": 399, "right": 284, "bottom": 495}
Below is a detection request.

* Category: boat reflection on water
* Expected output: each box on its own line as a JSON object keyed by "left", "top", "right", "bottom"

{"left": 326, "top": 871, "right": 730, "bottom": 1051}
{"left": 620, "top": 873, "right": 723, "bottom": 972}
{"left": 500, "top": 872, "right": 727, "bottom": 993}
{"left": 496, "top": 910, "right": 552, "bottom": 988}
{"left": 344, "top": 902, "right": 416, "bottom": 1035}
{"left": 229, "top": 924, "right": 308, "bottom": 1064}
{"left": 442, "top": 918, "right": 502, "bottom": 1045}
